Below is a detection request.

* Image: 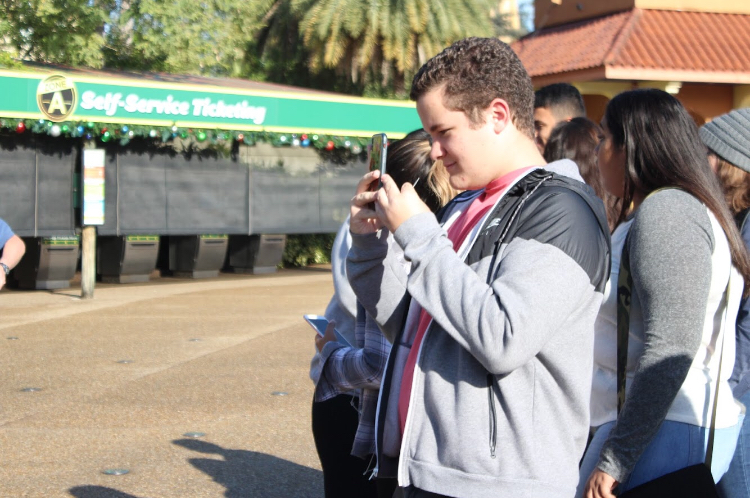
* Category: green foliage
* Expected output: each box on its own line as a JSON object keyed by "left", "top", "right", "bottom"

{"left": 290, "top": 0, "right": 496, "bottom": 97}
{"left": 0, "top": 52, "right": 22, "bottom": 69}
{"left": 0, "top": 0, "right": 507, "bottom": 97}
{"left": 103, "top": 0, "right": 275, "bottom": 76}
{"left": 0, "top": 0, "right": 109, "bottom": 67}
{"left": 492, "top": 11, "right": 528, "bottom": 40}
{"left": 281, "top": 233, "right": 336, "bottom": 267}
{"left": 243, "top": 0, "right": 356, "bottom": 93}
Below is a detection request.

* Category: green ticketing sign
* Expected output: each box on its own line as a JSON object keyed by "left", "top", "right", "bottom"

{"left": 0, "top": 70, "right": 423, "bottom": 138}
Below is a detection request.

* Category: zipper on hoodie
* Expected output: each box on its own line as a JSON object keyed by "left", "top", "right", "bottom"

{"left": 398, "top": 319, "right": 433, "bottom": 484}
{"left": 487, "top": 374, "right": 498, "bottom": 458}
{"left": 374, "top": 325, "right": 401, "bottom": 479}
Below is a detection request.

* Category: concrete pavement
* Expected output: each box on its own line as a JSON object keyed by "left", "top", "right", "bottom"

{"left": 0, "top": 268, "right": 335, "bottom": 497}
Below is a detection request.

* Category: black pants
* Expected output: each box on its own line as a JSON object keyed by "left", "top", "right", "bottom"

{"left": 312, "top": 394, "right": 377, "bottom": 498}
{"left": 393, "top": 486, "right": 450, "bottom": 498}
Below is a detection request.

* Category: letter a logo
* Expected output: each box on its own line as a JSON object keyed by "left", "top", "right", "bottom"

{"left": 37, "top": 75, "right": 77, "bottom": 122}
{"left": 47, "top": 91, "right": 68, "bottom": 115}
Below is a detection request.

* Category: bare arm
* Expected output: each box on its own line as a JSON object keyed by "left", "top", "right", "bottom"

{"left": 0, "top": 235, "right": 25, "bottom": 289}
{"left": 2, "top": 235, "right": 25, "bottom": 269}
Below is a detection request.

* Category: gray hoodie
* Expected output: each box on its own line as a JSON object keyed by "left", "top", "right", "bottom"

{"left": 347, "top": 162, "right": 611, "bottom": 498}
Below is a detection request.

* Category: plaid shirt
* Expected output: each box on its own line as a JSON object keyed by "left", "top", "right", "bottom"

{"left": 315, "top": 302, "right": 391, "bottom": 458}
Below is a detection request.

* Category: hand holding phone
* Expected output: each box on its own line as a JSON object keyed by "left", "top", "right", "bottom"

{"left": 304, "top": 314, "right": 352, "bottom": 348}
{"left": 369, "top": 133, "right": 388, "bottom": 191}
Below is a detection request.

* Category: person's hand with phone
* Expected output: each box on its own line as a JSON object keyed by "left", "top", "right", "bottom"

{"left": 349, "top": 170, "right": 386, "bottom": 235}
{"left": 315, "top": 319, "right": 338, "bottom": 352}
{"left": 374, "top": 174, "right": 431, "bottom": 233}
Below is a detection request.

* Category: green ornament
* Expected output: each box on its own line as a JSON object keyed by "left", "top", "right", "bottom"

{"left": 101, "top": 131, "right": 112, "bottom": 142}
{"left": 196, "top": 131, "right": 207, "bottom": 142}
{"left": 86, "top": 121, "right": 94, "bottom": 129}
{"left": 180, "top": 131, "right": 188, "bottom": 139}
{"left": 61, "top": 124, "right": 69, "bottom": 133}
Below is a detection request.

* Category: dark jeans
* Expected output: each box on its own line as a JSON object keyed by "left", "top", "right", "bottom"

{"left": 717, "top": 390, "right": 750, "bottom": 498}
{"left": 312, "top": 394, "right": 377, "bottom": 498}
{"left": 393, "top": 486, "right": 450, "bottom": 498}
{"left": 378, "top": 477, "right": 398, "bottom": 498}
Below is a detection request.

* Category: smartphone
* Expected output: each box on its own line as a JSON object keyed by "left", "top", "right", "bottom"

{"left": 369, "top": 133, "right": 388, "bottom": 190}
{"left": 303, "top": 314, "right": 352, "bottom": 347}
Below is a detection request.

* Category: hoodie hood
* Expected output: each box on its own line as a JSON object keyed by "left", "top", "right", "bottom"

{"left": 544, "top": 159, "right": 584, "bottom": 183}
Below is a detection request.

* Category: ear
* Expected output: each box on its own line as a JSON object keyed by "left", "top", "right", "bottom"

{"left": 487, "top": 98, "right": 511, "bottom": 134}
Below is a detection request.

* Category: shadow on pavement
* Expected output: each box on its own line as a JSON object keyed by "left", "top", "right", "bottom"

{"left": 173, "top": 438, "right": 323, "bottom": 498}
{"left": 68, "top": 486, "right": 142, "bottom": 498}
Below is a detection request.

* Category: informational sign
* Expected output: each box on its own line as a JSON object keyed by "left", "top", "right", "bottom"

{"left": 0, "top": 71, "right": 422, "bottom": 138}
{"left": 82, "top": 149, "right": 106, "bottom": 225}
{"left": 37, "top": 75, "right": 77, "bottom": 122}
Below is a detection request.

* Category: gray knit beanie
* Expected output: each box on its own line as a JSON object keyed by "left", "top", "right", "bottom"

{"left": 699, "top": 108, "right": 750, "bottom": 173}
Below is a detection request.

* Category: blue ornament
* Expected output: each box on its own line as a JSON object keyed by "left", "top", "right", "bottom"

{"left": 77, "top": 126, "right": 85, "bottom": 134}
{"left": 122, "top": 126, "right": 129, "bottom": 133}
{"left": 301, "top": 139, "right": 310, "bottom": 147}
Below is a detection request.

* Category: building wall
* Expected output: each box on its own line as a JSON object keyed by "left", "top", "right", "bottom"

{"left": 575, "top": 82, "right": 734, "bottom": 126}
{"left": 676, "top": 84, "right": 735, "bottom": 123}
{"left": 581, "top": 95, "right": 610, "bottom": 125}
{"left": 535, "top": 0, "right": 634, "bottom": 28}
{"left": 735, "top": 86, "right": 750, "bottom": 109}
{"left": 535, "top": 0, "right": 750, "bottom": 28}
{"left": 637, "top": 0, "right": 750, "bottom": 14}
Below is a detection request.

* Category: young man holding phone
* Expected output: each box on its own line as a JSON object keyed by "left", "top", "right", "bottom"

{"left": 347, "top": 37, "right": 611, "bottom": 498}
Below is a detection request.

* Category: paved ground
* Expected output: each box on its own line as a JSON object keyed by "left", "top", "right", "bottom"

{"left": 0, "top": 268, "right": 335, "bottom": 498}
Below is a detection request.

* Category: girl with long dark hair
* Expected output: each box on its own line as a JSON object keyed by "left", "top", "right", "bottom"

{"left": 578, "top": 90, "right": 750, "bottom": 498}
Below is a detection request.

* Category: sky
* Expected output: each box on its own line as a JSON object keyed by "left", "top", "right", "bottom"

{"left": 518, "top": 0, "right": 536, "bottom": 32}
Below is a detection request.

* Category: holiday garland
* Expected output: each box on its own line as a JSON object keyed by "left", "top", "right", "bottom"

{"left": 0, "top": 117, "right": 369, "bottom": 153}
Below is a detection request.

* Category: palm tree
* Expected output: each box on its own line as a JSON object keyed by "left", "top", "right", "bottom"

{"left": 290, "top": 0, "right": 496, "bottom": 96}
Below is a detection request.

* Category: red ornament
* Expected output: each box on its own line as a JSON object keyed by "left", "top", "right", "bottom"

{"left": 101, "top": 127, "right": 108, "bottom": 133}
{"left": 325, "top": 140, "right": 335, "bottom": 151}
{"left": 301, "top": 134, "right": 308, "bottom": 140}
{"left": 16, "top": 122, "right": 26, "bottom": 133}
{"left": 237, "top": 133, "right": 244, "bottom": 141}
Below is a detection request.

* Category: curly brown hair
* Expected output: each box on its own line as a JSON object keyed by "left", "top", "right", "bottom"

{"left": 714, "top": 155, "right": 750, "bottom": 216}
{"left": 409, "top": 37, "right": 535, "bottom": 138}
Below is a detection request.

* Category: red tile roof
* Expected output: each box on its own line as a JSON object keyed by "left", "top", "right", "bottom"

{"left": 511, "top": 9, "right": 750, "bottom": 82}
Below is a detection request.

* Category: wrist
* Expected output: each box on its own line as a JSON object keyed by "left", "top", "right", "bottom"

{"left": 0, "top": 262, "right": 9, "bottom": 275}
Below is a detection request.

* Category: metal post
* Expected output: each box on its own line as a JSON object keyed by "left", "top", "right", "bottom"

{"left": 81, "top": 226, "right": 96, "bottom": 299}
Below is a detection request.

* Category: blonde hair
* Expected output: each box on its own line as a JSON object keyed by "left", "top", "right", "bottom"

{"left": 387, "top": 130, "right": 460, "bottom": 212}
{"left": 427, "top": 159, "right": 460, "bottom": 209}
